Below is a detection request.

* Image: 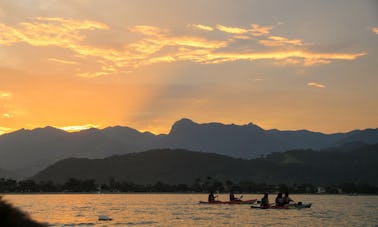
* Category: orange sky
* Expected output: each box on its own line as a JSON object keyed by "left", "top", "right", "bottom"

{"left": 0, "top": 0, "right": 377, "bottom": 135}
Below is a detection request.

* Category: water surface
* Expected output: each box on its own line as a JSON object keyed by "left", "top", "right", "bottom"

{"left": 3, "top": 194, "right": 378, "bottom": 226}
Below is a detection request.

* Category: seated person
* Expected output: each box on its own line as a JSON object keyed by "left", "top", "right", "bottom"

{"left": 275, "top": 192, "right": 284, "bottom": 206}
{"left": 283, "top": 192, "right": 294, "bottom": 205}
{"left": 260, "top": 192, "right": 270, "bottom": 207}
{"left": 208, "top": 191, "right": 216, "bottom": 202}
{"left": 229, "top": 191, "right": 240, "bottom": 201}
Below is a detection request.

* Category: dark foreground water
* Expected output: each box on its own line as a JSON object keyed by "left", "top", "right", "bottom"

{"left": 3, "top": 194, "right": 378, "bottom": 226}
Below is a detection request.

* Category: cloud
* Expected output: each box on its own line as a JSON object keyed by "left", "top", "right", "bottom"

{"left": 0, "top": 92, "right": 12, "bottom": 99}
{"left": 128, "top": 25, "right": 167, "bottom": 37}
{"left": 216, "top": 24, "right": 272, "bottom": 37}
{"left": 0, "top": 17, "right": 107, "bottom": 46}
{"left": 307, "top": 82, "right": 326, "bottom": 88}
{"left": 189, "top": 51, "right": 365, "bottom": 65}
{"left": 48, "top": 58, "right": 77, "bottom": 65}
{"left": 372, "top": 27, "right": 378, "bottom": 35}
{"left": 250, "top": 24, "right": 273, "bottom": 36}
{"left": 0, "top": 126, "right": 12, "bottom": 135}
{"left": 190, "top": 24, "right": 214, "bottom": 31}
{"left": 0, "top": 18, "right": 366, "bottom": 77}
{"left": 259, "top": 36, "right": 303, "bottom": 47}
{"left": 216, "top": 24, "right": 249, "bottom": 34}
{"left": 2, "top": 113, "right": 11, "bottom": 118}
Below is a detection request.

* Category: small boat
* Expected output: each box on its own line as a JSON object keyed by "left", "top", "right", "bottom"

{"left": 98, "top": 215, "right": 113, "bottom": 221}
{"left": 199, "top": 199, "right": 257, "bottom": 204}
{"left": 251, "top": 203, "right": 312, "bottom": 209}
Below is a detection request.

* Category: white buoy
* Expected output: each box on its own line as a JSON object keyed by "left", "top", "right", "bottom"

{"left": 98, "top": 215, "right": 113, "bottom": 221}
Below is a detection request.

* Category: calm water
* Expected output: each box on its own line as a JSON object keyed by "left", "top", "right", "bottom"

{"left": 3, "top": 194, "right": 378, "bottom": 226}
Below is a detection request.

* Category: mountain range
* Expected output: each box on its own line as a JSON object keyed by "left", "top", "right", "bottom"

{"left": 32, "top": 144, "right": 378, "bottom": 186}
{"left": 1, "top": 118, "right": 377, "bottom": 177}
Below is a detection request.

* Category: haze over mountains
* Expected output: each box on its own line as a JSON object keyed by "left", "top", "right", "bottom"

{"left": 1, "top": 118, "right": 378, "bottom": 177}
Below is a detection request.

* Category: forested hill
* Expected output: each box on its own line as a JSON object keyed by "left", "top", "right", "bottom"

{"left": 33, "top": 143, "right": 378, "bottom": 186}
{"left": 1, "top": 118, "right": 378, "bottom": 177}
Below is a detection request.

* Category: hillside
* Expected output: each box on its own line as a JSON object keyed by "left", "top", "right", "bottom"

{"left": 33, "top": 144, "right": 378, "bottom": 186}
{"left": 1, "top": 118, "right": 378, "bottom": 177}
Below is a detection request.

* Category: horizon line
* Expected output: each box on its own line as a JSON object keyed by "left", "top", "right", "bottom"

{"left": 1, "top": 118, "right": 377, "bottom": 136}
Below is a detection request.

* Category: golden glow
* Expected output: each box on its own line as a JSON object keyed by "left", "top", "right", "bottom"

{"left": 48, "top": 58, "right": 78, "bottom": 65}
{"left": 2, "top": 113, "right": 10, "bottom": 118}
{"left": 0, "top": 11, "right": 374, "bottom": 136}
{"left": 129, "top": 25, "right": 166, "bottom": 36}
{"left": 0, "top": 18, "right": 366, "bottom": 78}
{"left": 192, "top": 51, "right": 365, "bottom": 65}
{"left": 59, "top": 124, "right": 99, "bottom": 132}
{"left": 0, "top": 17, "right": 107, "bottom": 46}
{"left": 216, "top": 24, "right": 248, "bottom": 34}
{"left": 190, "top": 24, "right": 214, "bottom": 31}
{"left": 372, "top": 27, "right": 378, "bottom": 34}
{"left": 0, "top": 127, "right": 12, "bottom": 135}
{"left": 250, "top": 24, "right": 272, "bottom": 36}
{"left": 1, "top": 92, "right": 12, "bottom": 98}
{"left": 259, "top": 36, "right": 303, "bottom": 47}
{"left": 171, "top": 37, "right": 227, "bottom": 49}
{"left": 307, "top": 82, "right": 326, "bottom": 88}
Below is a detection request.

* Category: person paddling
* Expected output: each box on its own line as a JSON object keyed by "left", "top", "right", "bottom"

{"left": 275, "top": 192, "right": 284, "bottom": 207}
{"left": 208, "top": 191, "right": 218, "bottom": 203}
{"left": 229, "top": 190, "right": 241, "bottom": 201}
{"left": 260, "top": 192, "right": 270, "bottom": 208}
{"left": 283, "top": 192, "right": 294, "bottom": 205}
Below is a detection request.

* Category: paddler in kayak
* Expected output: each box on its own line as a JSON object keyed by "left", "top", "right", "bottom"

{"left": 208, "top": 191, "right": 218, "bottom": 203}
{"left": 229, "top": 191, "right": 241, "bottom": 201}
{"left": 283, "top": 192, "right": 294, "bottom": 205}
{"left": 275, "top": 192, "right": 284, "bottom": 206}
{"left": 260, "top": 192, "right": 270, "bottom": 208}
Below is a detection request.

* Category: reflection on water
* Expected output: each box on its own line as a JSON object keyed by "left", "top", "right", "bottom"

{"left": 3, "top": 194, "right": 378, "bottom": 226}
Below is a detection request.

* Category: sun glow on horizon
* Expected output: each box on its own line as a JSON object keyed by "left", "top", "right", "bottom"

{"left": 0, "top": 1, "right": 377, "bottom": 136}
{"left": 58, "top": 124, "right": 100, "bottom": 132}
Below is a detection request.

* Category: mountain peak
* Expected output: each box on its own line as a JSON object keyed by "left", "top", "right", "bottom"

{"left": 169, "top": 118, "right": 197, "bottom": 134}
{"left": 175, "top": 118, "right": 196, "bottom": 125}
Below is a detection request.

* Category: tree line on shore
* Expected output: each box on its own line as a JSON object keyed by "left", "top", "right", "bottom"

{"left": 1, "top": 177, "right": 377, "bottom": 194}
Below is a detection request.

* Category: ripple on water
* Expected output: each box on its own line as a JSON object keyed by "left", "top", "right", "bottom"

{"left": 112, "top": 221, "right": 159, "bottom": 225}
{"left": 4, "top": 194, "right": 378, "bottom": 226}
{"left": 61, "top": 223, "right": 95, "bottom": 226}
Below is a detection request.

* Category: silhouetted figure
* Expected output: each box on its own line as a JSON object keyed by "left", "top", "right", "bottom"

{"left": 229, "top": 190, "right": 242, "bottom": 201}
{"left": 229, "top": 190, "right": 236, "bottom": 201}
{"left": 260, "top": 192, "right": 270, "bottom": 208}
{"left": 283, "top": 192, "right": 294, "bottom": 205}
{"left": 0, "top": 196, "right": 46, "bottom": 227}
{"left": 208, "top": 191, "right": 216, "bottom": 202}
{"left": 275, "top": 192, "right": 284, "bottom": 206}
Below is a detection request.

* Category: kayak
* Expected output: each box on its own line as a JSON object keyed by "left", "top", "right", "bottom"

{"left": 251, "top": 203, "right": 312, "bottom": 209}
{"left": 199, "top": 199, "right": 257, "bottom": 205}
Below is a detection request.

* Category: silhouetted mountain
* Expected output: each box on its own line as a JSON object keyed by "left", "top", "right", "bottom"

{"left": 157, "top": 118, "right": 288, "bottom": 157}
{"left": 1, "top": 118, "right": 377, "bottom": 177}
{"left": 266, "top": 129, "right": 343, "bottom": 149}
{"left": 0, "top": 127, "right": 140, "bottom": 177}
{"left": 101, "top": 126, "right": 160, "bottom": 149}
{"left": 33, "top": 144, "right": 378, "bottom": 186}
{"left": 335, "top": 129, "right": 378, "bottom": 145}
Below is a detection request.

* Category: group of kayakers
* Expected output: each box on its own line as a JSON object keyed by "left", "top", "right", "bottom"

{"left": 208, "top": 191, "right": 295, "bottom": 207}
{"left": 260, "top": 191, "right": 294, "bottom": 208}
{"left": 208, "top": 191, "right": 242, "bottom": 202}
{"left": 209, "top": 191, "right": 240, "bottom": 202}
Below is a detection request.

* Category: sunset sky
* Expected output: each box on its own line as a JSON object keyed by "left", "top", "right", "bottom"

{"left": 0, "top": 0, "right": 377, "bottom": 135}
